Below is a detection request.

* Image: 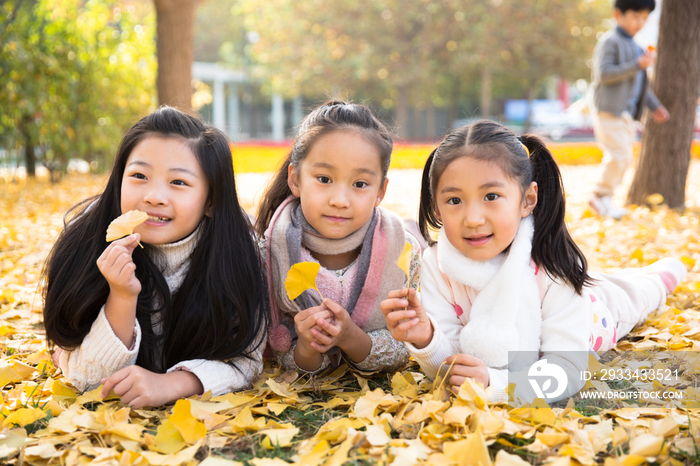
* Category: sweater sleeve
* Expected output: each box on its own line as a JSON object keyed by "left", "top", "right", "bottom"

{"left": 494, "top": 278, "right": 591, "bottom": 404}
{"left": 59, "top": 305, "right": 141, "bottom": 392}
{"left": 168, "top": 328, "right": 266, "bottom": 396}
{"left": 644, "top": 85, "right": 662, "bottom": 112}
{"left": 405, "top": 233, "right": 421, "bottom": 290}
{"left": 405, "top": 247, "right": 461, "bottom": 379}
{"left": 597, "top": 37, "right": 641, "bottom": 85}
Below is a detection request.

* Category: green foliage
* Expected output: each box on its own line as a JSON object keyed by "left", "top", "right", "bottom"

{"left": 0, "top": 0, "right": 157, "bottom": 175}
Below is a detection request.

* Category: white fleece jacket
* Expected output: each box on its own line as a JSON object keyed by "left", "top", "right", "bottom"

{"left": 407, "top": 242, "right": 590, "bottom": 404}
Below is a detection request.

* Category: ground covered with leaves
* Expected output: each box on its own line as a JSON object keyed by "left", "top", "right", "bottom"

{"left": 1, "top": 161, "right": 700, "bottom": 465}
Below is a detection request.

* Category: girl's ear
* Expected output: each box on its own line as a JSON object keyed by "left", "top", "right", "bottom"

{"left": 205, "top": 199, "right": 213, "bottom": 218}
{"left": 374, "top": 178, "right": 389, "bottom": 207}
{"left": 287, "top": 163, "right": 301, "bottom": 198}
{"left": 522, "top": 181, "right": 538, "bottom": 217}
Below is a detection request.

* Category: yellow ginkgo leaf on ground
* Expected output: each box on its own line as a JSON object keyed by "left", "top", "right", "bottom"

{"left": 285, "top": 262, "right": 322, "bottom": 301}
{"left": 396, "top": 241, "right": 412, "bottom": 278}
{"left": 106, "top": 210, "right": 147, "bottom": 242}
{"left": 259, "top": 427, "right": 299, "bottom": 449}
{"left": 153, "top": 419, "right": 186, "bottom": 454}
{"left": 3, "top": 407, "right": 46, "bottom": 428}
{"left": 443, "top": 431, "right": 492, "bottom": 466}
{"left": 169, "top": 399, "right": 206, "bottom": 445}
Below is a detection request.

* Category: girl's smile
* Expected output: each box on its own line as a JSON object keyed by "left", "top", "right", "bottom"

{"left": 121, "top": 137, "right": 210, "bottom": 245}
{"left": 435, "top": 156, "right": 537, "bottom": 262}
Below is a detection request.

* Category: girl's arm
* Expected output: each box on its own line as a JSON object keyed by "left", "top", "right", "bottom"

{"left": 59, "top": 234, "right": 144, "bottom": 392}
{"left": 97, "top": 234, "right": 142, "bottom": 347}
{"left": 403, "top": 247, "right": 462, "bottom": 379}
{"left": 59, "top": 305, "right": 142, "bottom": 392}
{"left": 100, "top": 328, "right": 266, "bottom": 408}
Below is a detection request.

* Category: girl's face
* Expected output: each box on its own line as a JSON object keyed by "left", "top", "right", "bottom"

{"left": 435, "top": 156, "right": 537, "bottom": 262}
{"left": 121, "top": 136, "right": 210, "bottom": 244}
{"left": 288, "top": 130, "right": 388, "bottom": 239}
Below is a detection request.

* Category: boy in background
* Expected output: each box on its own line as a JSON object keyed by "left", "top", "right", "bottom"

{"left": 589, "top": 0, "right": 669, "bottom": 219}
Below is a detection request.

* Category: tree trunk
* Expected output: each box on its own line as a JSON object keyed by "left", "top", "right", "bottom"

{"left": 153, "top": 0, "right": 198, "bottom": 112}
{"left": 22, "top": 116, "right": 35, "bottom": 177}
{"left": 412, "top": 107, "right": 422, "bottom": 140}
{"left": 395, "top": 85, "right": 409, "bottom": 140}
{"left": 426, "top": 102, "right": 436, "bottom": 139}
{"left": 446, "top": 80, "right": 459, "bottom": 133}
{"left": 626, "top": 0, "right": 700, "bottom": 209}
{"left": 480, "top": 63, "right": 492, "bottom": 119}
{"left": 523, "top": 86, "right": 536, "bottom": 134}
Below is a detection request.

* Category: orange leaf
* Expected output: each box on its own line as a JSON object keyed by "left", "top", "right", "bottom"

{"left": 106, "top": 210, "right": 147, "bottom": 242}
{"left": 285, "top": 262, "right": 322, "bottom": 300}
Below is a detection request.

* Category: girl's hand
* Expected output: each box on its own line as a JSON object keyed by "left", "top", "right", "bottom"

{"left": 444, "top": 354, "right": 489, "bottom": 392}
{"left": 101, "top": 366, "right": 203, "bottom": 409}
{"left": 293, "top": 304, "right": 334, "bottom": 371}
{"left": 380, "top": 288, "right": 433, "bottom": 348}
{"left": 97, "top": 234, "right": 142, "bottom": 297}
{"left": 294, "top": 304, "right": 333, "bottom": 353}
{"left": 312, "top": 299, "right": 372, "bottom": 362}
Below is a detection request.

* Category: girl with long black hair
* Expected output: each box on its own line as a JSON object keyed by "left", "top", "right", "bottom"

{"left": 43, "top": 106, "right": 267, "bottom": 408}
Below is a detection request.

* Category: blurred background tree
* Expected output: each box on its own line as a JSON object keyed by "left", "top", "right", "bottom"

{"left": 1, "top": 0, "right": 616, "bottom": 176}
{"left": 627, "top": 0, "right": 700, "bottom": 209}
{"left": 237, "top": 0, "right": 608, "bottom": 136}
{"left": 0, "top": 0, "right": 156, "bottom": 178}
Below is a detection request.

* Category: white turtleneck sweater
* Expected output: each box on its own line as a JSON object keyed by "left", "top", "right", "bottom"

{"left": 58, "top": 229, "right": 264, "bottom": 396}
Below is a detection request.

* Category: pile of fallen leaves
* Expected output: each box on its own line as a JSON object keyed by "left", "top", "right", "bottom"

{"left": 1, "top": 165, "right": 700, "bottom": 466}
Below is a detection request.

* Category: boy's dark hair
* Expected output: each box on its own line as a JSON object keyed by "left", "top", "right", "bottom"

{"left": 43, "top": 106, "right": 268, "bottom": 372}
{"left": 255, "top": 100, "right": 393, "bottom": 235}
{"left": 615, "top": 0, "right": 655, "bottom": 13}
{"left": 418, "top": 120, "right": 591, "bottom": 295}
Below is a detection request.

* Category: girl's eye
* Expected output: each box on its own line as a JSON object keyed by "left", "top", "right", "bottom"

{"left": 447, "top": 197, "right": 461, "bottom": 205}
{"left": 131, "top": 173, "right": 147, "bottom": 180}
{"left": 353, "top": 181, "right": 368, "bottom": 188}
{"left": 171, "top": 179, "right": 189, "bottom": 187}
{"left": 485, "top": 193, "right": 499, "bottom": 201}
{"left": 318, "top": 176, "right": 331, "bottom": 184}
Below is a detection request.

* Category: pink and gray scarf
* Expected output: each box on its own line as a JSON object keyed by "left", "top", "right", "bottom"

{"left": 266, "top": 196, "right": 407, "bottom": 352}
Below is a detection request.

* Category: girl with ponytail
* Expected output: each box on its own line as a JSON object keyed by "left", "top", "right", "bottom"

{"left": 381, "top": 120, "right": 686, "bottom": 403}
{"left": 257, "top": 101, "right": 419, "bottom": 375}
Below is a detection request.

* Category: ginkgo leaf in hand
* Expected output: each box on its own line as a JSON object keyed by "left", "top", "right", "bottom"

{"left": 106, "top": 210, "right": 147, "bottom": 242}
{"left": 285, "top": 262, "right": 322, "bottom": 300}
{"left": 396, "top": 241, "right": 412, "bottom": 278}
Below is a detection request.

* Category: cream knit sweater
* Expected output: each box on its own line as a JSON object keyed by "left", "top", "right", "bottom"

{"left": 58, "top": 229, "right": 264, "bottom": 396}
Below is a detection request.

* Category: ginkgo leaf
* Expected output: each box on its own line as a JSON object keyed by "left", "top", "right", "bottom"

{"left": 106, "top": 210, "right": 147, "bottom": 242}
{"left": 396, "top": 241, "right": 412, "bottom": 278}
{"left": 169, "top": 399, "right": 207, "bottom": 445}
{"left": 285, "top": 262, "right": 322, "bottom": 300}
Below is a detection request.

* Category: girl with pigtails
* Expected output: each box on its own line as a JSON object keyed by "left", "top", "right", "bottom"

{"left": 380, "top": 120, "right": 686, "bottom": 403}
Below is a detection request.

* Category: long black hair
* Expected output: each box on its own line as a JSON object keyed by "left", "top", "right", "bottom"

{"left": 255, "top": 100, "right": 393, "bottom": 235}
{"left": 418, "top": 120, "right": 591, "bottom": 294}
{"left": 43, "top": 106, "right": 267, "bottom": 371}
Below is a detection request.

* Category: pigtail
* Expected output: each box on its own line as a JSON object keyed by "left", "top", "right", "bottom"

{"left": 255, "top": 154, "right": 294, "bottom": 236}
{"left": 418, "top": 149, "right": 440, "bottom": 245}
{"left": 521, "top": 134, "right": 591, "bottom": 294}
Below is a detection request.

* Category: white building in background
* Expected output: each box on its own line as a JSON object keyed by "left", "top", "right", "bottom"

{"left": 192, "top": 62, "right": 303, "bottom": 142}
